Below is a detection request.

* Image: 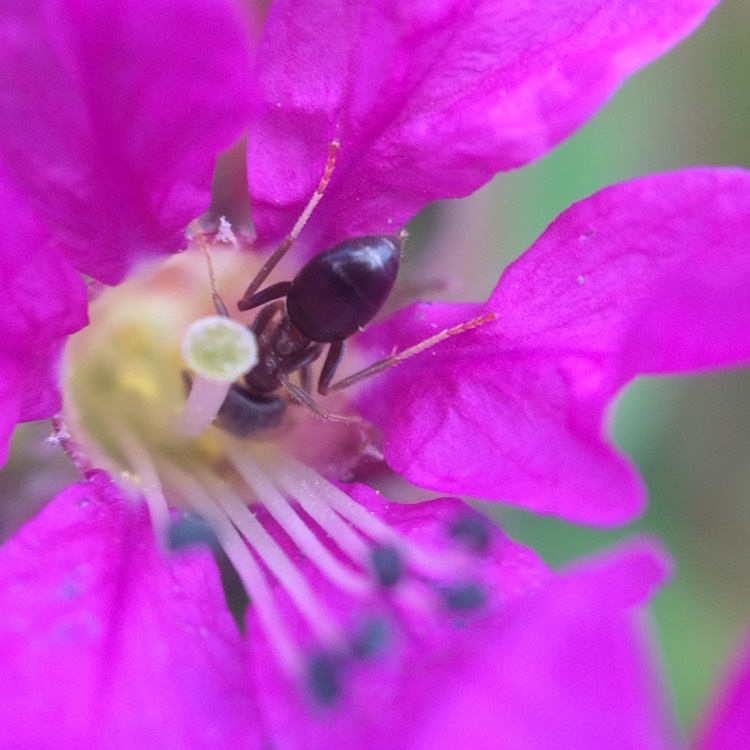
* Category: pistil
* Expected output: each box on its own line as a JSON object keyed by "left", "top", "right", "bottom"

{"left": 179, "top": 315, "right": 259, "bottom": 437}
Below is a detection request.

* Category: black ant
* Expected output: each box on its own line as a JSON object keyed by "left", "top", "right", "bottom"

{"left": 195, "top": 140, "right": 493, "bottom": 437}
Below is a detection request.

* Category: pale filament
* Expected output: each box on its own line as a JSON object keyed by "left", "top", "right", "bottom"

{"left": 161, "top": 463, "right": 300, "bottom": 673}
{"left": 115, "top": 427, "right": 170, "bottom": 540}
{"left": 270, "top": 463, "right": 372, "bottom": 563}
{"left": 197, "top": 469, "right": 343, "bottom": 646}
{"left": 283, "top": 458, "right": 456, "bottom": 577}
{"left": 224, "top": 443, "right": 371, "bottom": 595}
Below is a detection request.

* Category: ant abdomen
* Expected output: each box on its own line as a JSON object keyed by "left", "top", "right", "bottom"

{"left": 286, "top": 235, "right": 402, "bottom": 342}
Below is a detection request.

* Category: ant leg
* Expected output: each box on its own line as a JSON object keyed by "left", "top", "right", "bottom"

{"left": 238, "top": 139, "right": 341, "bottom": 310}
{"left": 281, "top": 343, "right": 325, "bottom": 375}
{"left": 279, "top": 374, "right": 361, "bottom": 425}
{"left": 317, "top": 341, "right": 346, "bottom": 395}
{"left": 212, "top": 294, "right": 230, "bottom": 318}
{"left": 241, "top": 281, "right": 292, "bottom": 313}
{"left": 299, "top": 365, "right": 312, "bottom": 394}
{"left": 320, "top": 312, "right": 497, "bottom": 394}
{"left": 250, "top": 299, "right": 285, "bottom": 337}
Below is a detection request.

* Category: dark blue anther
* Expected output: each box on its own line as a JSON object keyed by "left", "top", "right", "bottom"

{"left": 307, "top": 653, "right": 342, "bottom": 706}
{"left": 370, "top": 545, "right": 403, "bottom": 588}
{"left": 351, "top": 618, "right": 389, "bottom": 659}
{"left": 449, "top": 514, "right": 490, "bottom": 552}
{"left": 167, "top": 513, "right": 217, "bottom": 551}
{"left": 441, "top": 583, "right": 486, "bottom": 612}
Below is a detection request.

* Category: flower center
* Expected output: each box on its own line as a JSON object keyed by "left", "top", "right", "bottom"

{"left": 60, "top": 231, "right": 489, "bottom": 703}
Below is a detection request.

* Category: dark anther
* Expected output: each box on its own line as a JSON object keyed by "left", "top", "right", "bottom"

{"left": 370, "top": 545, "right": 403, "bottom": 588}
{"left": 441, "top": 583, "right": 487, "bottom": 612}
{"left": 307, "top": 653, "right": 342, "bottom": 706}
{"left": 213, "top": 546, "right": 250, "bottom": 636}
{"left": 351, "top": 618, "right": 389, "bottom": 659}
{"left": 167, "top": 512, "right": 217, "bottom": 551}
{"left": 448, "top": 514, "right": 490, "bottom": 553}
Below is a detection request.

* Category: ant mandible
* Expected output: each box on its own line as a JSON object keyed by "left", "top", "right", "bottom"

{"left": 198, "top": 140, "right": 493, "bottom": 437}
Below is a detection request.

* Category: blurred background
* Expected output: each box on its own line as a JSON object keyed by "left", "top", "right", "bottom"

{"left": 2, "top": 0, "right": 748, "bottom": 739}
{"left": 425, "top": 0, "right": 750, "bottom": 735}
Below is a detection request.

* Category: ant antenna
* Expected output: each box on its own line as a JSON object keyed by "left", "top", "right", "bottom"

{"left": 238, "top": 139, "right": 341, "bottom": 310}
{"left": 190, "top": 220, "right": 229, "bottom": 317}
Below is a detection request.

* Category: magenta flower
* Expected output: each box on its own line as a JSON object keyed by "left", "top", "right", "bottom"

{"left": 0, "top": 0, "right": 743, "bottom": 748}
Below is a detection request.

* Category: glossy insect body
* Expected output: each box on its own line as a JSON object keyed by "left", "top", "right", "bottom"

{"left": 286, "top": 235, "right": 401, "bottom": 341}
{"left": 217, "top": 234, "right": 403, "bottom": 435}
{"left": 205, "top": 140, "right": 492, "bottom": 438}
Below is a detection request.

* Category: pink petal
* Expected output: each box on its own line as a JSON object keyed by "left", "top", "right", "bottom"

{"left": 252, "top": 491, "right": 673, "bottom": 749}
{"left": 697, "top": 633, "right": 750, "bottom": 750}
{"left": 0, "top": 0, "right": 256, "bottom": 284}
{"left": 409, "top": 539, "right": 676, "bottom": 750}
{"left": 0, "top": 354, "right": 21, "bottom": 467}
{"left": 357, "top": 168, "right": 750, "bottom": 525}
{"left": 248, "top": 0, "right": 717, "bottom": 251}
{"left": 0, "top": 173, "right": 87, "bottom": 442}
{"left": 0, "top": 473, "right": 260, "bottom": 748}
{"left": 0, "top": 477, "right": 675, "bottom": 747}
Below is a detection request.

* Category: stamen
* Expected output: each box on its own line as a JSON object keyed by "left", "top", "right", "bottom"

{"left": 350, "top": 618, "right": 389, "bottom": 659}
{"left": 161, "top": 463, "right": 300, "bottom": 672}
{"left": 115, "top": 427, "right": 170, "bottom": 539}
{"left": 307, "top": 652, "right": 342, "bottom": 706}
{"left": 198, "top": 470, "right": 343, "bottom": 645}
{"left": 224, "top": 444, "right": 371, "bottom": 595}
{"left": 167, "top": 512, "right": 218, "bottom": 551}
{"left": 283, "top": 458, "right": 454, "bottom": 577}
{"left": 269, "top": 458, "right": 441, "bottom": 612}
{"left": 449, "top": 514, "right": 491, "bottom": 552}
{"left": 441, "top": 583, "right": 486, "bottom": 612}
{"left": 270, "top": 462, "right": 371, "bottom": 563}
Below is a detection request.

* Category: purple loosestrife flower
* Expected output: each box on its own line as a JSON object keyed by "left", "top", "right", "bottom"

{"left": 0, "top": 0, "right": 741, "bottom": 747}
